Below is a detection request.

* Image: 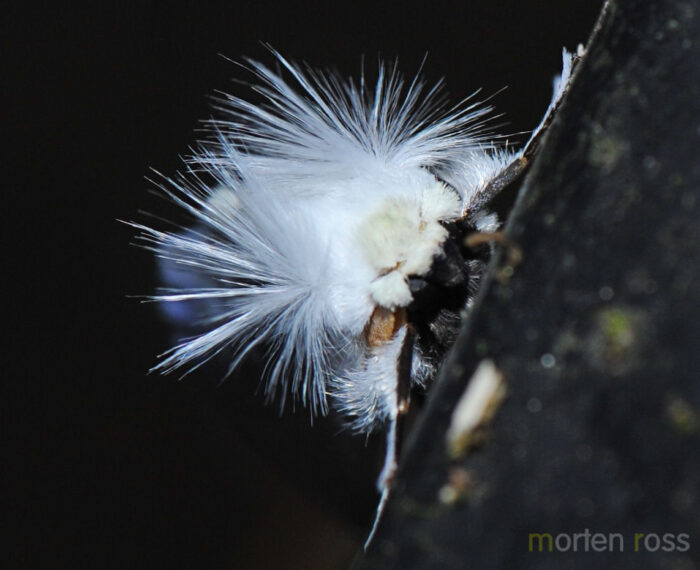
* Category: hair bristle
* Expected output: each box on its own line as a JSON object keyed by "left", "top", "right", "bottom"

{"left": 134, "top": 49, "right": 515, "bottom": 419}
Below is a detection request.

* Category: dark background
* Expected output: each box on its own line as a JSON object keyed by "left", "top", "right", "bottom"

{"left": 5, "top": 2, "right": 602, "bottom": 568}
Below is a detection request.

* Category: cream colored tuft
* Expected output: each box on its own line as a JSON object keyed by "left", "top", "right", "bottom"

{"left": 358, "top": 180, "right": 462, "bottom": 308}
{"left": 368, "top": 271, "right": 413, "bottom": 309}
{"left": 357, "top": 197, "right": 421, "bottom": 271}
{"left": 421, "top": 182, "right": 462, "bottom": 222}
{"left": 401, "top": 223, "right": 448, "bottom": 276}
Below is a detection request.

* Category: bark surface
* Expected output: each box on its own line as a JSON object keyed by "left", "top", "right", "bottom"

{"left": 359, "top": 0, "right": 700, "bottom": 567}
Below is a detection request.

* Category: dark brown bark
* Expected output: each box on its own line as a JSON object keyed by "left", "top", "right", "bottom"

{"left": 359, "top": 0, "right": 700, "bottom": 567}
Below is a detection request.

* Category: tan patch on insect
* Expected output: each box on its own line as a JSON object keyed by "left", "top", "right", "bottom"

{"left": 365, "top": 306, "right": 407, "bottom": 347}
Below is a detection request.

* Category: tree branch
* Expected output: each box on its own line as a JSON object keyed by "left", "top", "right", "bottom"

{"left": 359, "top": 0, "right": 700, "bottom": 566}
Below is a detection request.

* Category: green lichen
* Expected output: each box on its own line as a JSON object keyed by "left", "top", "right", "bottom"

{"left": 599, "top": 307, "right": 636, "bottom": 356}
{"left": 588, "top": 134, "right": 629, "bottom": 173}
{"left": 666, "top": 395, "right": 699, "bottom": 435}
{"left": 588, "top": 306, "right": 648, "bottom": 376}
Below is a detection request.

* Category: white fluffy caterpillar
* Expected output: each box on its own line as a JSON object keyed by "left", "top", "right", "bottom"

{"left": 134, "top": 46, "right": 578, "bottom": 546}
